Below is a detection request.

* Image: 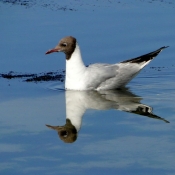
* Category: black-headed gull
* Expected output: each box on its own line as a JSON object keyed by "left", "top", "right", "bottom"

{"left": 46, "top": 36, "right": 168, "bottom": 90}
{"left": 46, "top": 90, "right": 169, "bottom": 143}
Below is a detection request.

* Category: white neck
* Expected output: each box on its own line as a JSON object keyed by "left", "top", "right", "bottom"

{"left": 65, "top": 44, "right": 86, "bottom": 90}
{"left": 66, "top": 91, "right": 86, "bottom": 132}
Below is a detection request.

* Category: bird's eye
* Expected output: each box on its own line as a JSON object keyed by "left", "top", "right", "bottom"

{"left": 61, "top": 43, "right": 67, "bottom": 47}
{"left": 60, "top": 130, "right": 68, "bottom": 137}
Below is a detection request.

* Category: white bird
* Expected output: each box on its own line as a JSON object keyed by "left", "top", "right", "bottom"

{"left": 46, "top": 36, "right": 168, "bottom": 90}
{"left": 46, "top": 90, "right": 169, "bottom": 143}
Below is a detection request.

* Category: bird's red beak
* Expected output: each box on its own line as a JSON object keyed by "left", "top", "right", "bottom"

{"left": 45, "top": 47, "right": 61, "bottom": 54}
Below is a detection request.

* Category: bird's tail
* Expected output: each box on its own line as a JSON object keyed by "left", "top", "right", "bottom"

{"left": 121, "top": 46, "right": 169, "bottom": 64}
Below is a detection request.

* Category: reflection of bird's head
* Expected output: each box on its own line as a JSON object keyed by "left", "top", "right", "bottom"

{"left": 46, "top": 119, "right": 77, "bottom": 143}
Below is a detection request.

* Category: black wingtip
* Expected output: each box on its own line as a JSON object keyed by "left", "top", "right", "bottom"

{"left": 121, "top": 46, "right": 169, "bottom": 64}
{"left": 160, "top": 46, "right": 169, "bottom": 50}
{"left": 164, "top": 46, "right": 169, "bottom": 48}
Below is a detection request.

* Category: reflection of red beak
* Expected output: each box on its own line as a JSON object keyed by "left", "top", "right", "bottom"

{"left": 45, "top": 47, "right": 61, "bottom": 54}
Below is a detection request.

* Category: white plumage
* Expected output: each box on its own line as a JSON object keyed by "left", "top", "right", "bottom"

{"left": 46, "top": 36, "right": 168, "bottom": 90}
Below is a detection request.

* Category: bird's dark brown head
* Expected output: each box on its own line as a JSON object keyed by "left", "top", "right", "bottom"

{"left": 46, "top": 119, "right": 77, "bottom": 143}
{"left": 45, "top": 36, "right": 77, "bottom": 60}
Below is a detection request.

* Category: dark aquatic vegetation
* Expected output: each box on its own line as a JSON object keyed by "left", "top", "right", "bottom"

{"left": 0, "top": 71, "right": 65, "bottom": 82}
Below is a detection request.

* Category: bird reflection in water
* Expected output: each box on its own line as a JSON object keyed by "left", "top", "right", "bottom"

{"left": 46, "top": 119, "right": 77, "bottom": 143}
{"left": 46, "top": 89, "right": 169, "bottom": 143}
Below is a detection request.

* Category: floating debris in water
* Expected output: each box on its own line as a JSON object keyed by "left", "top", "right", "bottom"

{"left": 0, "top": 0, "right": 77, "bottom": 11}
{"left": 0, "top": 70, "right": 65, "bottom": 82}
{"left": 1, "top": 0, "right": 174, "bottom": 11}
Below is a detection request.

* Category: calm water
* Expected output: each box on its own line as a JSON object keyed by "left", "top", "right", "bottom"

{"left": 0, "top": 0, "right": 175, "bottom": 175}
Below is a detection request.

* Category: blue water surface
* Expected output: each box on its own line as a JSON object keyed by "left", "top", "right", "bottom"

{"left": 0, "top": 0, "right": 175, "bottom": 175}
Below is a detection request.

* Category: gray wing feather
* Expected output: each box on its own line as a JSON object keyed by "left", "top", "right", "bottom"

{"left": 86, "top": 64, "right": 119, "bottom": 89}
